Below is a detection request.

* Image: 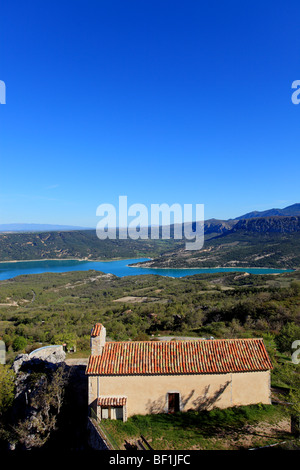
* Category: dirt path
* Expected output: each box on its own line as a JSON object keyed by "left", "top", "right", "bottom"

{"left": 65, "top": 357, "right": 89, "bottom": 366}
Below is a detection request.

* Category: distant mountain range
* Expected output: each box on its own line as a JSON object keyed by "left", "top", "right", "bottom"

{"left": 0, "top": 223, "right": 93, "bottom": 232}
{"left": 1, "top": 204, "right": 299, "bottom": 233}
{"left": 130, "top": 203, "right": 300, "bottom": 270}
{"left": 235, "top": 203, "right": 300, "bottom": 220}
{"left": 1, "top": 203, "right": 300, "bottom": 268}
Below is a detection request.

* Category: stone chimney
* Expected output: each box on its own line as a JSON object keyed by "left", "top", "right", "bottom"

{"left": 90, "top": 323, "right": 106, "bottom": 355}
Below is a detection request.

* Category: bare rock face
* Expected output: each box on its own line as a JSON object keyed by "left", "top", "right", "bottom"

{"left": 11, "top": 362, "right": 68, "bottom": 450}
{"left": 13, "top": 345, "right": 66, "bottom": 373}
{"left": 12, "top": 354, "right": 30, "bottom": 373}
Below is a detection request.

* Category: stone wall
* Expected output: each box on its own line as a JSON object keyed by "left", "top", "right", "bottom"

{"left": 87, "top": 417, "right": 112, "bottom": 450}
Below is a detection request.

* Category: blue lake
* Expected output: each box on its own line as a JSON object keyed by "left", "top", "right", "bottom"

{"left": 0, "top": 258, "right": 294, "bottom": 281}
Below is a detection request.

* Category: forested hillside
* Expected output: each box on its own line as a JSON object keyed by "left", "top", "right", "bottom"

{"left": 1, "top": 215, "right": 300, "bottom": 270}
{"left": 0, "top": 230, "right": 182, "bottom": 261}
{"left": 1, "top": 268, "right": 300, "bottom": 358}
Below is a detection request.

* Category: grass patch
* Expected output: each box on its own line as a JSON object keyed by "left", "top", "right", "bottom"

{"left": 65, "top": 349, "right": 90, "bottom": 359}
{"left": 102, "top": 404, "right": 289, "bottom": 450}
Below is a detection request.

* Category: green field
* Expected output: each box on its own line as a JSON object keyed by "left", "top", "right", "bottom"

{"left": 100, "top": 404, "right": 294, "bottom": 450}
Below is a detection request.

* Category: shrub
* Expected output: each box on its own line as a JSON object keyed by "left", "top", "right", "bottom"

{"left": 0, "top": 364, "right": 15, "bottom": 415}
{"left": 275, "top": 322, "right": 300, "bottom": 354}
{"left": 12, "top": 336, "right": 27, "bottom": 352}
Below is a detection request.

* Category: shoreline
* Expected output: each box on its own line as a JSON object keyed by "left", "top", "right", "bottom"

{"left": 0, "top": 258, "right": 294, "bottom": 273}
{"left": 0, "top": 257, "right": 148, "bottom": 264}
{"left": 127, "top": 263, "right": 295, "bottom": 272}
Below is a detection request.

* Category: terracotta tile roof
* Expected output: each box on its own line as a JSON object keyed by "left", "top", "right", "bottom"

{"left": 91, "top": 323, "right": 102, "bottom": 337}
{"left": 86, "top": 338, "right": 272, "bottom": 376}
{"left": 97, "top": 396, "right": 127, "bottom": 406}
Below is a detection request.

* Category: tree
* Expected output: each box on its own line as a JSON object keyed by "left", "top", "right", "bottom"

{"left": 52, "top": 332, "right": 77, "bottom": 351}
{"left": 185, "top": 309, "right": 203, "bottom": 329}
{"left": 275, "top": 322, "right": 300, "bottom": 354}
{"left": 13, "top": 365, "right": 68, "bottom": 449}
{"left": 12, "top": 336, "right": 27, "bottom": 352}
{"left": 275, "top": 362, "right": 300, "bottom": 422}
{"left": 291, "top": 281, "right": 300, "bottom": 295}
{"left": 0, "top": 365, "right": 15, "bottom": 416}
{"left": 133, "top": 332, "right": 149, "bottom": 341}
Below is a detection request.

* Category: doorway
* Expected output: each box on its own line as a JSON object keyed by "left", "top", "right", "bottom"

{"left": 168, "top": 393, "right": 180, "bottom": 413}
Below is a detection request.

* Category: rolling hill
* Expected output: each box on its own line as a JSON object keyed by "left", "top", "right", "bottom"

{"left": 0, "top": 223, "right": 93, "bottom": 232}
{"left": 235, "top": 203, "right": 300, "bottom": 220}
{"left": 132, "top": 216, "right": 300, "bottom": 269}
{"left": 1, "top": 203, "right": 300, "bottom": 269}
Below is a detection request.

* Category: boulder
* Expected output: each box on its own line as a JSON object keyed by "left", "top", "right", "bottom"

{"left": 13, "top": 345, "right": 66, "bottom": 373}
{"left": 13, "top": 354, "right": 30, "bottom": 373}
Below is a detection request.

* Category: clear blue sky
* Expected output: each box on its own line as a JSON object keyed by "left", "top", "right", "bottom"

{"left": 1, "top": 0, "right": 300, "bottom": 227}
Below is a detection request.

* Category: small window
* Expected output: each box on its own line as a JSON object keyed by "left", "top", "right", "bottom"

{"left": 168, "top": 393, "right": 180, "bottom": 413}
{"left": 111, "top": 406, "right": 123, "bottom": 420}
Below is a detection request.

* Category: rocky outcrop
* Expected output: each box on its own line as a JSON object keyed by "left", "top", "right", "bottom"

{"left": 236, "top": 203, "right": 300, "bottom": 220}
{"left": 231, "top": 216, "right": 300, "bottom": 234}
{"left": 13, "top": 345, "right": 66, "bottom": 373}
{"left": 9, "top": 357, "right": 68, "bottom": 450}
{"left": 204, "top": 218, "right": 237, "bottom": 235}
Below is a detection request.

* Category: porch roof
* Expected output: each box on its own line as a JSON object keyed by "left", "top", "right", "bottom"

{"left": 97, "top": 396, "right": 127, "bottom": 406}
